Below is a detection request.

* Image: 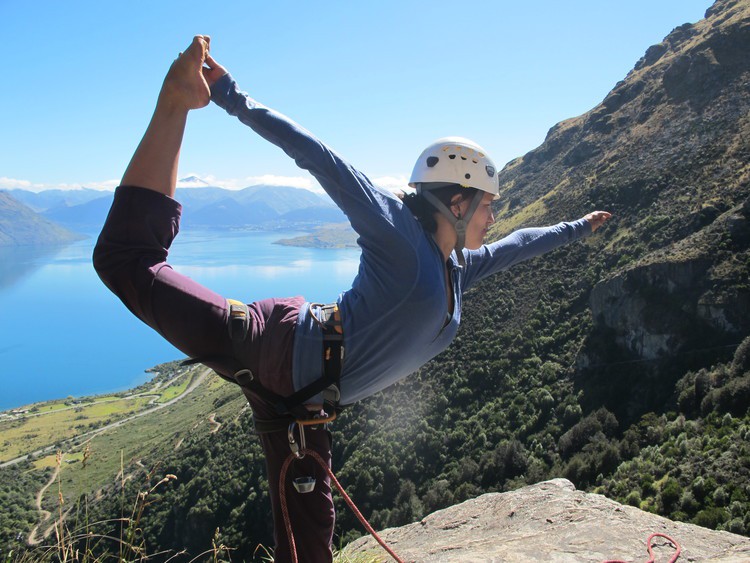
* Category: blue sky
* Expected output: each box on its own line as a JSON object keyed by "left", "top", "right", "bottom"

{"left": 1, "top": 0, "right": 711, "bottom": 193}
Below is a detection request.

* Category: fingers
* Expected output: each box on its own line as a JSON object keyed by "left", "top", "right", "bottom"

{"left": 202, "top": 53, "right": 229, "bottom": 86}
{"left": 585, "top": 211, "right": 612, "bottom": 232}
{"left": 204, "top": 53, "right": 226, "bottom": 71}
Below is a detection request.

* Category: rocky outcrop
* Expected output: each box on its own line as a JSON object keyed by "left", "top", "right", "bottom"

{"left": 583, "top": 200, "right": 750, "bottom": 364}
{"left": 344, "top": 479, "right": 750, "bottom": 562}
{"left": 494, "top": 0, "right": 750, "bottom": 225}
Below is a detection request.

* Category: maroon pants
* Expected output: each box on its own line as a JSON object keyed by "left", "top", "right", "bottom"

{"left": 247, "top": 392, "right": 335, "bottom": 562}
{"left": 94, "top": 186, "right": 335, "bottom": 562}
{"left": 239, "top": 302, "right": 336, "bottom": 563}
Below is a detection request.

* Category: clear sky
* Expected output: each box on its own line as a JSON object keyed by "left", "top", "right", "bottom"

{"left": 1, "top": 0, "right": 711, "bottom": 193}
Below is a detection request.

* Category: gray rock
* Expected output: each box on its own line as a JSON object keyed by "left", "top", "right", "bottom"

{"left": 343, "top": 479, "right": 750, "bottom": 562}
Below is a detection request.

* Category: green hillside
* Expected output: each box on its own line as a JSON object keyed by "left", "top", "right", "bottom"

{"left": 0, "top": 363, "right": 252, "bottom": 558}
{"left": 274, "top": 222, "right": 359, "bottom": 248}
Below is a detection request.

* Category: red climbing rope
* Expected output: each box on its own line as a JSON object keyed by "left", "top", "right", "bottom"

{"left": 279, "top": 448, "right": 405, "bottom": 563}
{"left": 603, "top": 532, "right": 682, "bottom": 563}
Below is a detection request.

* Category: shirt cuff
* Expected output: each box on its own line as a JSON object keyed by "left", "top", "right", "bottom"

{"left": 210, "top": 72, "right": 238, "bottom": 112}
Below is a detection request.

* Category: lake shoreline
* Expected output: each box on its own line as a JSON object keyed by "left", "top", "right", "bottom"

{"left": 0, "top": 229, "right": 360, "bottom": 412}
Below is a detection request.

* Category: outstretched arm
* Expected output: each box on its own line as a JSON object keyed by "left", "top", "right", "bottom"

{"left": 205, "top": 60, "right": 422, "bottom": 256}
{"left": 462, "top": 211, "right": 613, "bottom": 289}
{"left": 121, "top": 35, "right": 225, "bottom": 198}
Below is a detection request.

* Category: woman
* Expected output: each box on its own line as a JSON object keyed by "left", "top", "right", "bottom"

{"left": 94, "top": 36, "right": 610, "bottom": 562}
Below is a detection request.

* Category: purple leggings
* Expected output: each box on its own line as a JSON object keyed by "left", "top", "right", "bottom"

{"left": 94, "top": 186, "right": 334, "bottom": 562}
{"left": 248, "top": 392, "right": 335, "bottom": 562}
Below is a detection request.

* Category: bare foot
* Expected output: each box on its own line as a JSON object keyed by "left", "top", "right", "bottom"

{"left": 158, "top": 35, "right": 212, "bottom": 112}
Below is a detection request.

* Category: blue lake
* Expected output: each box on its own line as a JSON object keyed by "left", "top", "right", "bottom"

{"left": 0, "top": 231, "right": 360, "bottom": 411}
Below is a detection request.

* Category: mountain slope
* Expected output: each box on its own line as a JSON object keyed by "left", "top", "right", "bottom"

{"left": 0, "top": 191, "right": 84, "bottom": 246}
{"left": 485, "top": 0, "right": 750, "bottom": 425}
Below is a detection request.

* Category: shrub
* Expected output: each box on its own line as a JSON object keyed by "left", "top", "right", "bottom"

{"left": 659, "top": 478, "right": 682, "bottom": 514}
{"left": 693, "top": 507, "right": 729, "bottom": 529}
{"left": 625, "top": 490, "right": 642, "bottom": 507}
{"left": 731, "top": 336, "right": 750, "bottom": 377}
{"left": 725, "top": 517, "right": 745, "bottom": 535}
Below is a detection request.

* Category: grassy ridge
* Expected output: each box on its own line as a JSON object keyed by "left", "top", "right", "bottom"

{"left": 0, "top": 360, "right": 247, "bottom": 553}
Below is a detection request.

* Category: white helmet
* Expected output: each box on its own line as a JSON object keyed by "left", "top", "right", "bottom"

{"left": 409, "top": 137, "right": 498, "bottom": 265}
{"left": 409, "top": 137, "right": 499, "bottom": 196}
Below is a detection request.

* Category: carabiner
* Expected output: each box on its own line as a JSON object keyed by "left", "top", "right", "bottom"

{"left": 288, "top": 421, "right": 306, "bottom": 459}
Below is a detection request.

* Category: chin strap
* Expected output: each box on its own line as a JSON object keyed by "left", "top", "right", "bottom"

{"left": 420, "top": 186, "right": 483, "bottom": 266}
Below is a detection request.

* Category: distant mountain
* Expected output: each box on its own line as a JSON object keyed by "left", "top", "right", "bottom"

{"left": 8, "top": 181, "right": 346, "bottom": 232}
{"left": 42, "top": 196, "right": 115, "bottom": 234}
{"left": 7, "top": 187, "right": 107, "bottom": 213}
{"left": 0, "top": 192, "right": 84, "bottom": 246}
{"left": 176, "top": 175, "right": 213, "bottom": 188}
{"left": 176, "top": 184, "right": 345, "bottom": 228}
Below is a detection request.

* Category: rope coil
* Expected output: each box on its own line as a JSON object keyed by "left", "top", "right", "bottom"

{"left": 603, "top": 532, "right": 681, "bottom": 563}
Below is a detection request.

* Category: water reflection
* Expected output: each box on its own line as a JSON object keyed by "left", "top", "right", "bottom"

{"left": 0, "top": 245, "right": 70, "bottom": 291}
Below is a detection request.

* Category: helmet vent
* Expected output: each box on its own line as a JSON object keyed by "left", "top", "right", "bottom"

{"left": 465, "top": 173, "right": 471, "bottom": 179}
{"left": 460, "top": 156, "right": 467, "bottom": 160}
{"left": 449, "top": 154, "right": 456, "bottom": 159}
{"left": 426, "top": 156, "right": 439, "bottom": 167}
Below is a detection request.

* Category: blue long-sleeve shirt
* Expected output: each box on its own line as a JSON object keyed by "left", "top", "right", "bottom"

{"left": 211, "top": 74, "right": 592, "bottom": 405}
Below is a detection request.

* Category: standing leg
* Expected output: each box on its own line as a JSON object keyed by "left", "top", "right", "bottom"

{"left": 247, "top": 394, "right": 335, "bottom": 563}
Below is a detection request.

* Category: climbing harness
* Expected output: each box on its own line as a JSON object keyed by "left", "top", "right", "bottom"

{"left": 603, "top": 532, "right": 682, "bottom": 563}
{"left": 184, "top": 300, "right": 345, "bottom": 419}
{"left": 187, "top": 298, "right": 401, "bottom": 560}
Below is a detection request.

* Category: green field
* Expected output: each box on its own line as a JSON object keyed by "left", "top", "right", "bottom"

{"left": 0, "top": 361, "right": 246, "bottom": 516}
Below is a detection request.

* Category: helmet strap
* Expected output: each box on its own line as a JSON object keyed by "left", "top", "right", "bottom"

{"left": 419, "top": 186, "right": 484, "bottom": 267}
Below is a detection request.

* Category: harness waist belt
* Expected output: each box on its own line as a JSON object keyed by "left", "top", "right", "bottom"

{"left": 184, "top": 300, "right": 345, "bottom": 420}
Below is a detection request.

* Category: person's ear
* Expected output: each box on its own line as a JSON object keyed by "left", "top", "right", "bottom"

{"left": 450, "top": 195, "right": 463, "bottom": 219}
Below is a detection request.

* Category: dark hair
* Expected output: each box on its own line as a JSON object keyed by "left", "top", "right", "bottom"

{"left": 400, "top": 183, "right": 479, "bottom": 233}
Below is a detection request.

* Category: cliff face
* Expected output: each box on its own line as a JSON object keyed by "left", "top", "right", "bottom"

{"left": 585, "top": 199, "right": 750, "bottom": 363}
{"left": 488, "top": 0, "right": 750, "bottom": 423}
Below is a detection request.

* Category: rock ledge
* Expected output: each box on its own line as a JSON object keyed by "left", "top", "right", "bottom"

{"left": 344, "top": 479, "right": 750, "bottom": 562}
